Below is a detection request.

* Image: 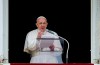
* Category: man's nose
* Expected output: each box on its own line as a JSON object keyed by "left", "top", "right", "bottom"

{"left": 41, "top": 23, "right": 45, "bottom": 26}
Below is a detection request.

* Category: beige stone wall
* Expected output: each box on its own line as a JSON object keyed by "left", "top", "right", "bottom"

{"left": 91, "top": 0, "right": 100, "bottom": 64}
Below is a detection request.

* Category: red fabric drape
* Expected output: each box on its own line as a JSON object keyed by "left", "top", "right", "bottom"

{"left": 10, "top": 63, "right": 94, "bottom": 65}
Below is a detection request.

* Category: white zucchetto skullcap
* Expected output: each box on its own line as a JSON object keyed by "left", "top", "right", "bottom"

{"left": 36, "top": 16, "right": 47, "bottom": 21}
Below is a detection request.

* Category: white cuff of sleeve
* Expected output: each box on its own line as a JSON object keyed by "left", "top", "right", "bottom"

{"left": 42, "top": 47, "right": 50, "bottom": 51}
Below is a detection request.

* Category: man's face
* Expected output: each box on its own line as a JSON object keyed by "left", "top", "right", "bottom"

{"left": 36, "top": 18, "right": 48, "bottom": 32}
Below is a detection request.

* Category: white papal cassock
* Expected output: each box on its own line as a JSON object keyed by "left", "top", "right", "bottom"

{"left": 23, "top": 29, "right": 62, "bottom": 63}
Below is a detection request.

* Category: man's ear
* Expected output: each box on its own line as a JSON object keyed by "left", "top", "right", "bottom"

{"left": 47, "top": 22, "right": 48, "bottom": 26}
{"left": 36, "top": 23, "right": 38, "bottom": 27}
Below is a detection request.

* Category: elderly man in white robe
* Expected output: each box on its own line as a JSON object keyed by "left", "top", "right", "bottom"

{"left": 23, "top": 16, "right": 63, "bottom": 63}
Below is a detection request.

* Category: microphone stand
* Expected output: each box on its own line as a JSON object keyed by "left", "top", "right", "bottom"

{"left": 47, "top": 30, "right": 69, "bottom": 63}
{"left": 58, "top": 36, "right": 69, "bottom": 63}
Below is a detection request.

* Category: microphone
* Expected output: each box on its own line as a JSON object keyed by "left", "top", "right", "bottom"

{"left": 47, "top": 30, "right": 69, "bottom": 63}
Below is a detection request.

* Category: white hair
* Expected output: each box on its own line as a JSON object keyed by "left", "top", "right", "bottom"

{"left": 36, "top": 16, "right": 47, "bottom": 22}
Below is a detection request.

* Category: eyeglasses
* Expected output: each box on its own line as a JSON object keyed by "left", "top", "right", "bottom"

{"left": 38, "top": 22, "right": 47, "bottom": 25}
